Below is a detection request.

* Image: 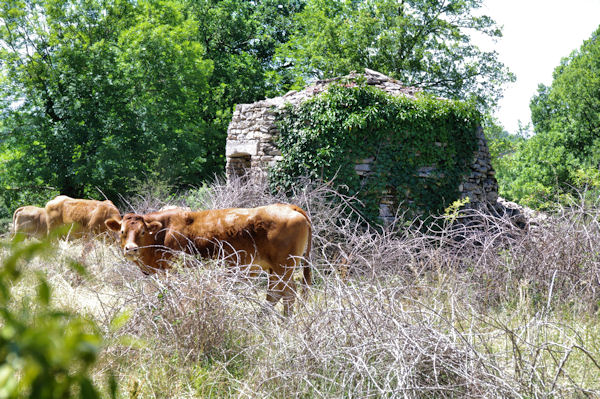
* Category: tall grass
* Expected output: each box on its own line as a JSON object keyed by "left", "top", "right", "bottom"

{"left": 2, "top": 177, "right": 599, "bottom": 398}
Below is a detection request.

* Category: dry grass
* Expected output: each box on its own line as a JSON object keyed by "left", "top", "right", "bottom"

{"left": 2, "top": 177, "right": 600, "bottom": 398}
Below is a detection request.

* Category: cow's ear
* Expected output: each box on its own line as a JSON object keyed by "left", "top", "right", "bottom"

{"left": 105, "top": 218, "right": 121, "bottom": 232}
{"left": 147, "top": 221, "right": 163, "bottom": 235}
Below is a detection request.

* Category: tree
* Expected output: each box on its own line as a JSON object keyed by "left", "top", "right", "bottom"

{"left": 0, "top": 0, "right": 514, "bottom": 214}
{"left": 0, "top": 0, "right": 309, "bottom": 212}
{"left": 530, "top": 29, "right": 600, "bottom": 160}
{"left": 0, "top": 0, "right": 213, "bottom": 207}
{"left": 274, "top": 0, "right": 514, "bottom": 109}
{"left": 499, "top": 26, "right": 600, "bottom": 209}
{"left": 186, "top": 0, "right": 306, "bottom": 130}
{"left": 483, "top": 117, "right": 527, "bottom": 200}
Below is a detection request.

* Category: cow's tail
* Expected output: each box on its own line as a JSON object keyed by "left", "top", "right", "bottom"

{"left": 11, "top": 206, "right": 24, "bottom": 234}
{"left": 303, "top": 221, "right": 312, "bottom": 288}
{"left": 289, "top": 204, "right": 312, "bottom": 289}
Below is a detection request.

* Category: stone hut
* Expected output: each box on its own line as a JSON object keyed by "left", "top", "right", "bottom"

{"left": 225, "top": 69, "right": 500, "bottom": 220}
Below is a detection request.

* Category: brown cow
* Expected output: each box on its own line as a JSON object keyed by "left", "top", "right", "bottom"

{"left": 105, "top": 204, "right": 312, "bottom": 315}
{"left": 12, "top": 206, "right": 48, "bottom": 238}
{"left": 45, "top": 195, "right": 121, "bottom": 237}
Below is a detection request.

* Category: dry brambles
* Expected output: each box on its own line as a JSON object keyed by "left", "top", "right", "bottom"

{"left": 2, "top": 177, "right": 600, "bottom": 398}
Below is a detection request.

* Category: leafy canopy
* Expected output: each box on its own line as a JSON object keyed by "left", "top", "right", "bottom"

{"left": 0, "top": 0, "right": 214, "bottom": 208}
{"left": 0, "top": 0, "right": 309, "bottom": 215}
{"left": 274, "top": 0, "right": 514, "bottom": 109}
{"left": 0, "top": 0, "right": 511, "bottom": 217}
{"left": 483, "top": 117, "right": 527, "bottom": 199}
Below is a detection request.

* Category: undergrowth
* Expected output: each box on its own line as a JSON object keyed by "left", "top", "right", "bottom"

{"left": 1, "top": 177, "right": 599, "bottom": 398}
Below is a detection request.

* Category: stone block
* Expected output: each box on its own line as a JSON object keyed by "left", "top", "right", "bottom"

{"left": 487, "top": 191, "right": 498, "bottom": 202}
{"left": 266, "top": 149, "right": 282, "bottom": 156}
{"left": 226, "top": 140, "right": 259, "bottom": 157}
{"left": 355, "top": 163, "right": 372, "bottom": 173}
{"left": 417, "top": 166, "right": 436, "bottom": 177}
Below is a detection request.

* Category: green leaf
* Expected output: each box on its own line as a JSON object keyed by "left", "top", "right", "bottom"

{"left": 80, "top": 377, "right": 100, "bottom": 399}
{"left": 36, "top": 276, "right": 51, "bottom": 305}
{"left": 110, "top": 309, "right": 132, "bottom": 332}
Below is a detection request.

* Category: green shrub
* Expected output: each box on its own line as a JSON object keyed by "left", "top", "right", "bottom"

{"left": 270, "top": 81, "right": 481, "bottom": 223}
{"left": 0, "top": 234, "right": 116, "bottom": 398}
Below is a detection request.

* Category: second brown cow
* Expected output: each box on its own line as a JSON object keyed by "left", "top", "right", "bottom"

{"left": 45, "top": 195, "right": 121, "bottom": 237}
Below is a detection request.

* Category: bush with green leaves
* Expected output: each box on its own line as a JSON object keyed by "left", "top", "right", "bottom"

{"left": 496, "top": 26, "right": 600, "bottom": 210}
{"left": 0, "top": 234, "right": 116, "bottom": 398}
{"left": 270, "top": 82, "right": 481, "bottom": 223}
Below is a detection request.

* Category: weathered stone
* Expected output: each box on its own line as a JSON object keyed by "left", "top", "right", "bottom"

{"left": 417, "top": 166, "right": 437, "bottom": 177}
{"left": 226, "top": 140, "right": 258, "bottom": 157}
{"left": 266, "top": 148, "right": 282, "bottom": 156}
{"left": 355, "top": 164, "right": 372, "bottom": 174}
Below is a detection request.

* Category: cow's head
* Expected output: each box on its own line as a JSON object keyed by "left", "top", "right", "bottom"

{"left": 106, "top": 213, "right": 163, "bottom": 274}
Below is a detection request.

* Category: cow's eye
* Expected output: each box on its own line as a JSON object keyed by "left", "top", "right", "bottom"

{"left": 140, "top": 231, "right": 145, "bottom": 236}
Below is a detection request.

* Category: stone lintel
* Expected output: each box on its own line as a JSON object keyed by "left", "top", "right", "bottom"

{"left": 226, "top": 140, "right": 259, "bottom": 157}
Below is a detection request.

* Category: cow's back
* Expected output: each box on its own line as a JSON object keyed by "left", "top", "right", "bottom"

{"left": 88, "top": 200, "right": 121, "bottom": 233}
{"left": 172, "top": 204, "right": 311, "bottom": 269}
{"left": 253, "top": 204, "right": 311, "bottom": 267}
{"left": 45, "top": 195, "right": 72, "bottom": 233}
{"left": 45, "top": 195, "right": 121, "bottom": 235}
{"left": 13, "top": 206, "right": 48, "bottom": 238}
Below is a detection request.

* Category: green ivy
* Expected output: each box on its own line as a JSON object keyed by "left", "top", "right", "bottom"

{"left": 270, "top": 81, "right": 481, "bottom": 223}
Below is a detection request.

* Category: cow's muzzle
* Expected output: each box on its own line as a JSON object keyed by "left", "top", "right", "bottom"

{"left": 124, "top": 243, "right": 140, "bottom": 259}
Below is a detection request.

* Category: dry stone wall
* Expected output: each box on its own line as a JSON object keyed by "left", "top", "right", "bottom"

{"left": 226, "top": 69, "right": 501, "bottom": 219}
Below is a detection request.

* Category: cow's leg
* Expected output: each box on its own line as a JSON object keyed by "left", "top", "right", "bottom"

{"left": 81, "top": 237, "right": 95, "bottom": 260}
{"left": 266, "top": 269, "right": 283, "bottom": 309}
{"left": 266, "top": 265, "right": 297, "bottom": 317}
{"left": 281, "top": 274, "right": 297, "bottom": 317}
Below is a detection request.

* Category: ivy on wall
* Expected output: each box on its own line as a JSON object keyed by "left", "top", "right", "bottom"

{"left": 269, "top": 81, "right": 481, "bottom": 223}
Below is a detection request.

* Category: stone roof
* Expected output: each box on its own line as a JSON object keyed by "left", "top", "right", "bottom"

{"left": 246, "top": 68, "right": 421, "bottom": 111}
